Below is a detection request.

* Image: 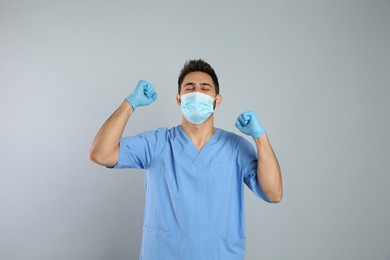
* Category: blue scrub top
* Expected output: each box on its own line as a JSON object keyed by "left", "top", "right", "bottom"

{"left": 113, "top": 126, "right": 270, "bottom": 260}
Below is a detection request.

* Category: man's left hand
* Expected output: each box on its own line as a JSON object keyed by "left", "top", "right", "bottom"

{"left": 235, "top": 111, "right": 266, "bottom": 139}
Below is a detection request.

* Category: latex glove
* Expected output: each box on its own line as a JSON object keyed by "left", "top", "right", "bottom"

{"left": 235, "top": 111, "right": 266, "bottom": 139}
{"left": 125, "top": 80, "right": 158, "bottom": 110}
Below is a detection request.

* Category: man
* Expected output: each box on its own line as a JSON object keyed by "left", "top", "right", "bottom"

{"left": 90, "top": 59, "right": 283, "bottom": 259}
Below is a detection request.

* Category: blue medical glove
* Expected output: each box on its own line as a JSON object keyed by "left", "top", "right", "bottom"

{"left": 235, "top": 111, "right": 266, "bottom": 139}
{"left": 125, "top": 80, "right": 158, "bottom": 110}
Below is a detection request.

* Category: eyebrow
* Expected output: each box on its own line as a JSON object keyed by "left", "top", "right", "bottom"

{"left": 184, "top": 82, "right": 213, "bottom": 87}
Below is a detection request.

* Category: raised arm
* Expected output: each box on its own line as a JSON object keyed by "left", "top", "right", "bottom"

{"left": 89, "top": 80, "right": 157, "bottom": 167}
{"left": 254, "top": 133, "right": 282, "bottom": 203}
{"left": 235, "top": 111, "right": 283, "bottom": 203}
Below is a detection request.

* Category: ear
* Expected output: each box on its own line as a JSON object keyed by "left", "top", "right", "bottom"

{"left": 215, "top": 94, "right": 222, "bottom": 108}
{"left": 176, "top": 94, "right": 181, "bottom": 106}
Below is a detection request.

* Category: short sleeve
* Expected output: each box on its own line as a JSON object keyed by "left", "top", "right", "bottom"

{"left": 112, "top": 128, "right": 168, "bottom": 169}
{"left": 238, "top": 137, "right": 271, "bottom": 203}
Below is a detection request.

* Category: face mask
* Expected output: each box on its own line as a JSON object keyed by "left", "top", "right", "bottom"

{"left": 180, "top": 92, "right": 216, "bottom": 125}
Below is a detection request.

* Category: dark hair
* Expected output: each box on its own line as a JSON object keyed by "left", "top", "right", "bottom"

{"left": 178, "top": 59, "right": 219, "bottom": 94}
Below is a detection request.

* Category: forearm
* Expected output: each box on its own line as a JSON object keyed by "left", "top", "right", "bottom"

{"left": 89, "top": 100, "right": 133, "bottom": 166}
{"left": 255, "top": 134, "right": 283, "bottom": 203}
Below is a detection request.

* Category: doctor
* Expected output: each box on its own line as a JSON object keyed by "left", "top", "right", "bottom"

{"left": 90, "top": 59, "right": 283, "bottom": 260}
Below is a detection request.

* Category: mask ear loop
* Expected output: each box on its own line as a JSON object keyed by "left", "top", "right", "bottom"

{"left": 213, "top": 95, "right": 219, "bottom": 110}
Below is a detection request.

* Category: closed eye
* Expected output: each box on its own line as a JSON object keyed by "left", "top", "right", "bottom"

{"left": 183, "top": 83, "right": 196, "bottom": 91}
{"left": 200, "top": 83, "right": 212, "bottom": 91}
{"left": 182, "top": 82, "right": 214, "bottom": 92}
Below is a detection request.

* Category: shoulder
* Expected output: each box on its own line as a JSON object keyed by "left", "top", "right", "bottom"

{"left": 126, "top": 127, "right": 170, "bottom": 144}
{"left": 129, "top": 126, "right": 183, "bottom": 141}
{"left": 217, "top": 128, "right": 255, "bottom": 152}
{"left": 139, "top": 127, "right": 169, "bottom": 136}
{"left": 218, "top": 128, "right": 251, "bottom": 144}
{"left": 135, "top": 127, "right": 164, "bottom": 137}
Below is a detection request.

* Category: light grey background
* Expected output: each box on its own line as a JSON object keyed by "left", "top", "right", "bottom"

{"left": 1, "top": 0, "right": 389, "bottom": 259}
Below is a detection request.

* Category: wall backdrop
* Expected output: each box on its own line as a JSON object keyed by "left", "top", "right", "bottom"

{"left": 1, "top": 1, "right": 389, "bottom": 259}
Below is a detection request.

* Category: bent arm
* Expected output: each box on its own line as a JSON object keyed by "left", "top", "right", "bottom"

{"left": 89, "top": 101, "right": 134, "bottom": 167}
{"left": 255, "top": 134, "right": 283, "bottom": 203}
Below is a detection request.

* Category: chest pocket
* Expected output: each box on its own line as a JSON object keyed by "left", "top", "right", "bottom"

{"left": 214, "top": 162, "right": 235, "bottom": 194}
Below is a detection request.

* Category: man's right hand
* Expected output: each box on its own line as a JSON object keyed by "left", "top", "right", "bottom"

{"left": 125, "top": 80, "right": 158, "bottom": 110}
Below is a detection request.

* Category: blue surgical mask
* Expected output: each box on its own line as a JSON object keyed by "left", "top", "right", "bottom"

{"left": 180, "top": 92, "right": 216, "bottom": 125}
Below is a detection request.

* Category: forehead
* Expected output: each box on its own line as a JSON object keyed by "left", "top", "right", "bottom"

{"left": 182, "top": 71, "right": 214, "bottom": 85}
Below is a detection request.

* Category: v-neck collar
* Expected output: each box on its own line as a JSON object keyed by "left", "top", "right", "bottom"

{"left": 178, "top": 125, "right": 221, "bottom": 162}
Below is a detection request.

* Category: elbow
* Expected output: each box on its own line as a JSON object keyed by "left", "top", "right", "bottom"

{"left": 267, "top": 191, "right": 283, "bottom": 204}
{"left": 89, "top": 150, "right": 99, "bottom": 164}
{"left": 89, "top": 148, "right": 112, "bottom": 167}
{"left": 89, "top": 149, "right": 102, "bottom": 164}
{"left": 269, "top": 195, "right": 283, "bottom": 204}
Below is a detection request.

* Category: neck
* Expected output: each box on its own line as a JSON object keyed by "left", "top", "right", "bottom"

{"left": 181, "top": 115, "right": 216, "bottom": 151}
